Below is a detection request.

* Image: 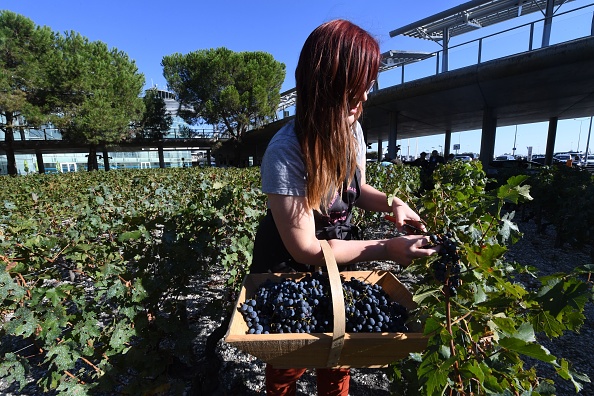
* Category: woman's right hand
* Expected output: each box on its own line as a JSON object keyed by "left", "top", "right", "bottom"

{"left": 385, "top": 234, "right": 439, "bottom": 266}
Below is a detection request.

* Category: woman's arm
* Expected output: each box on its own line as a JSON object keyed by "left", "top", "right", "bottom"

{"left": 356, "top": 181, "right": 425, "bottom": 232}
{"left": 268, "top": 193, "right": 437, "bottom": 268}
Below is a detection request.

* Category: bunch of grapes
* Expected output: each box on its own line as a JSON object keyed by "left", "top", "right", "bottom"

{"left": 342, "top": 278, "right": 408, "bottom": 333}
{"left": 238, "top": 271, "right": 409, "bottom": 334}
{"left": 429, "top": 232, "right": 462, "bottom": 296}
{"left": 400, "top": 223, "right": 462, "bottom": 296}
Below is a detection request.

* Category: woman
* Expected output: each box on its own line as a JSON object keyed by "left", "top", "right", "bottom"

{"left": 251, "top": 19, "right": 438, "bottom": 396}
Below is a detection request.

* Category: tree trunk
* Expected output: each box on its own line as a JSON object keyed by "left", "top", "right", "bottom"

{"left": 87, "top": 145, "right": 99, "bottom": 171}
{"left": 102, "top": 147, "right": 110, "bottom": 171}
{"left": 229, "top": 138, "right": 243, "bottom": 167}
{"left": 4, "top": 113, "right": 18, "bottom": 175}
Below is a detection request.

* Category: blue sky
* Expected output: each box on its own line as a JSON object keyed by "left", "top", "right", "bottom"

{"left": 4, "top": 0, "right": 594, "bottom": 157}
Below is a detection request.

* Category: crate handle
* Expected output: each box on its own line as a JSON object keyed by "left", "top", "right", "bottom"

{"left": 319, "top": 239, "right": 346, "bottom": 367}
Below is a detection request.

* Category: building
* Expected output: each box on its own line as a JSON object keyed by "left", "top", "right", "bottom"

{"left": 0, "top": 88, "right": 218, "bottom": 174}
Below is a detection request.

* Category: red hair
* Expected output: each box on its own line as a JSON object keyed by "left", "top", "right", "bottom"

{"left": 295, "top": 19, "right": 380, "bottom": 211}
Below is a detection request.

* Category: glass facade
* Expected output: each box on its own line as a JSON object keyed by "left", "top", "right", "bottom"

{"left": 0, "top": 89, "right": 215, "bottom": 174}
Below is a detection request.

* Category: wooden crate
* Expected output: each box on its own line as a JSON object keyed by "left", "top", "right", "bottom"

{"left": 224, "top": 241, "right": 427, "bottom": 369}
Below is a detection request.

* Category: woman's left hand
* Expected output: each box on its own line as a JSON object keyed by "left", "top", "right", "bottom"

{"left": 390, "top": 197, "right": 426, "bottom": 233}
{"left": 385, "top": 234, "right": 439, "bottom": 266}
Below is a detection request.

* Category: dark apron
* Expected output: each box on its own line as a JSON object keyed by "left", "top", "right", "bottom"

{"left": 251, "top": 169, "right": 361, "bottom": 274}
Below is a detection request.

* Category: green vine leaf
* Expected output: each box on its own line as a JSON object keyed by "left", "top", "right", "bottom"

{"left": 466, "top": 243, "right": 507, "bottom": 269}
{"left": 109, "top": 321, "right": 134, "bottom": 353}
{"left": 471, "top": 283, "right": 487, "bottom": 304}
{"left": 499, "top": 213, "right": 521, "bottom": 243}
{"left": 0, "top": 271, "right": 26, "bottom": 301}
{"left": 418, "top": 352, "right": 456, "bottom": 395}
{"left": 117, "top": 230, "right": 143, "bottom": 242}
{"left": 45, "top": 344, "right": 81, "bottom": 372}
{"left": 0, "top": 354, "right": 28, "bottom": 391}
{"left": 423, "top": 317, "right": 443, "bottom": 336}
{"left": 555, "top": 358, "right": 590, "bottom": 393}
{"left": 498, "top": 337, "right": 556, "bottom": 363}
{"left": 459, "top": 360, "right": 485, "bottom": 384}
{"left": 496, "top": 175, "right": 532, "bottom": 204}
{"left": 5, "top": 307, "right": 37, "bottom": 337}
{"left": 531, "top": 310, "right": 566, "bottom": 337}
{"left": 536, "top": 277, "right": 590, "bottom": 318}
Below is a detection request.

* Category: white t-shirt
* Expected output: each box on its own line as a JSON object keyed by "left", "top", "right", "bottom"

{"left": 261, "top": 120, "right": 366, "bottom": 197}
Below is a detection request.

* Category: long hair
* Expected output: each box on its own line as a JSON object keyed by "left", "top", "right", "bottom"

{"left": 295, "top": 19, "right": 380, "bottom": 212}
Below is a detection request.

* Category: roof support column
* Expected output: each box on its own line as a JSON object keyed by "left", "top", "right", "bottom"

{"left": 441, "top": 27, "right": 450, "bottom": 73}
{"left": 207, "top": 149, "right": 213, "bottom": 167}
{"left": 479, "top": 107, "right": 497, "bottom": 168}
{"left": 444, "top": 130, "right": 452, "bottom": 157}
{"left": 378, "top": 138, "right": 384, "bottom": 162}
{"left": 545, "top": 117, "right": 558, "bottom": 165}
{"left": 35, "top": 150, "right": 45, "bottom": 174}
{"left": 387, "top": 112, "right": 399, "bottom": 160}
{"left": 585, "top": 116, "right": 593, "bottom": 159}
{"left": 542, "top": 0, "right": 555, "bottom": 47}
{"left": 158, "top": 144, "right": 165, "bottom": 168}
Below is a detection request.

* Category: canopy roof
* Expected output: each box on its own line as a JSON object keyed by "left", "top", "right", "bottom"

{"left": 389, "top": 0, "right": 574, "bottom": 40}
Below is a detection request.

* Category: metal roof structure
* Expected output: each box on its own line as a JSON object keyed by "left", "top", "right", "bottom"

{"left": 278, "top": 0, "right": 578, "bottom": 110}
{"left": 277, "top": 88, "right": 296, "bottom": 112}
{"left": 389, "top": 0, "right": 574, "bottom": 41}
{"left": 379, "top": 50, "right": 435, "bottom": 72}
{"left": 359, "top": 35, "right": 594, "bottom": 143}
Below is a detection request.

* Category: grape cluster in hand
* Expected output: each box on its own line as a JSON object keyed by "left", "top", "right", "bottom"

{"left": 238, "top": 271, "right": 409, "bottom": 334}
{"left": 429, "top": 232, "right": 462, "bottom": 296}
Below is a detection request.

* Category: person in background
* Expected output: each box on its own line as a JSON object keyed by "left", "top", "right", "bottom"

{"left": 428, "top": 149, "right": 445, "bottom": 173}
{"left": 567, "top": 155, "right": 580, "bottom": 168}
{"left": 411, "top": 151, "right": 428, "bottom": 168}
{"left": 250, "top": 19, "right": 439, "bottom": 396}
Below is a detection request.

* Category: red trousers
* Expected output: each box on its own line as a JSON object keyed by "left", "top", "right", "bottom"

{"left": 265, "top": 364, "right": 350, "bottom": 396}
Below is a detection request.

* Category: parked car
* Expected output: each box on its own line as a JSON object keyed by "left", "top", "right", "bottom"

{"left": 576, "top": 154, "right": 594, "bottom": 169}
{"left": 530, "top": 155, "right": 546, "bottom": 164}
{"left": 453, "top": 154, "right": 472, "bottom": 161}
{"left": 494, "top": 155, "right": 515, "bottom": 161}
{"left": 460, "top": 152, "right": 478, "bottom": 160}
{"left": 487, "top": 158, "right": 543, "bottom": 176}
{"left": 553, "top": 152, "right": 581, "bottom": 164}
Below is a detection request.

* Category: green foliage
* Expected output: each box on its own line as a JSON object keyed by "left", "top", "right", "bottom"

{"left": 136, "top": 88, "right": 173, "bottom": 140}
{"left": 523, "top": 165, "right": 594, "bottom": 251}
{"left": 0, "top": 11, "right": 54, "bottom": 120}
{"left": 0, "top": 11, "right": 56, "bottom": 174}
{"left": 1, "top": 162, "right": 591, "bottom": 395}
{"left": 0, "top": 167, "right": 265, "bottom": 393}
{"left": 162, "top": 47, "right": 286, "bottom": 141}
{"left": 48, "top": 31, "right": 145, "bottom": 146}
{"left": 0, "top": 11, "right": 145, "bottom": 173}
{"left": 371, "top": 160, "right": 593, "bottom": 395}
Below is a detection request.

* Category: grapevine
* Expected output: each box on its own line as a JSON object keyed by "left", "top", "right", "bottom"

{"left": 387, "top": 161, "right": 592, "bottom": 396}
{"left": 0, "top": 161, "right": 591, "bottom": 395}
